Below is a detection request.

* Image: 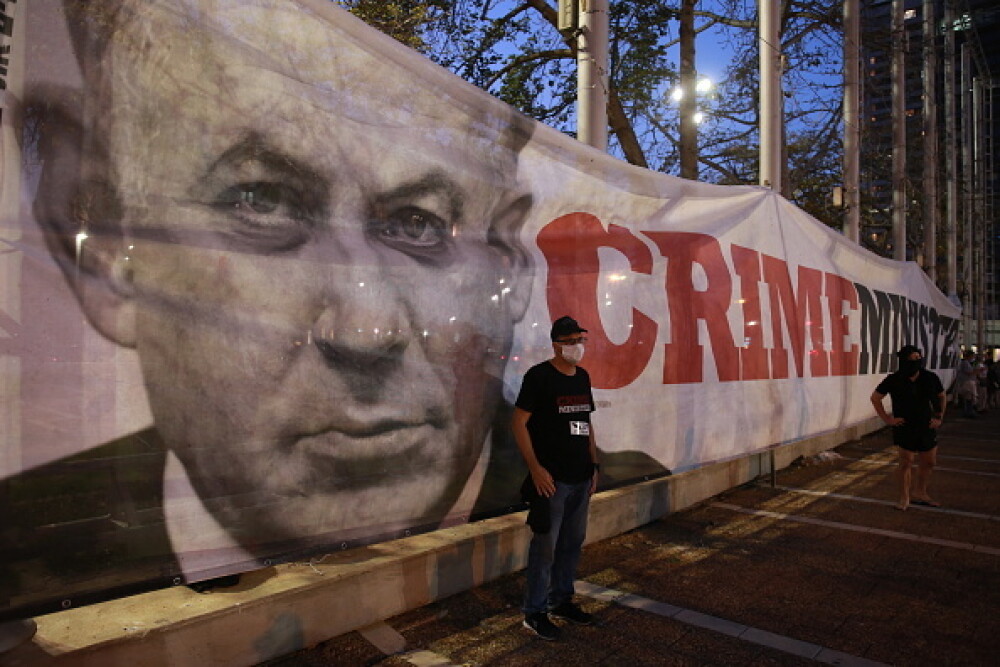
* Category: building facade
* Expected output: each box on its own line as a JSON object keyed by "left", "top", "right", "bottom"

{"left": 860, "top": 0, "right": 999, "bottom": 349}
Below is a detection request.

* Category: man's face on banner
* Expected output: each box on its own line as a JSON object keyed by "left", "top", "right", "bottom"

{"left": 55, "top": 2, "right": 532, "bottom": 552}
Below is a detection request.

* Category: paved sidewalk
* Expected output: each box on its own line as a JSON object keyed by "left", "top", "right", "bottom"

{"left": 269, "top": 409, "right": 1000, "bottom": 666}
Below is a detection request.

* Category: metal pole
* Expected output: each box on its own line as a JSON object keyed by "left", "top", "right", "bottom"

{"left": 891, "top": 0, "right": 906, "bottom": 261}
{"left": 679, "top": 0, "right": 697, "bottom": 179}
{"left": 577, "top": 0, "right": 609, "bottom": 151}
{"left": 922, "top": 0, "right": 938, "bottom": 279}
{"left": 759, "top": 0, "right": 781, "bottom": 191}
{"left": 843, "top": 0, "right": 861, "bottom": 243}
{"left": 944, "top": 4, "right": 958, "bottom": 300}
{"left": 988, "top": 85, "right": 997, "bottom": 333}
{"left": 973, "top": 76, "right": 985, "bottom": 351}
{"left": 961, "top": 44, "right": 972, "bottom": 344}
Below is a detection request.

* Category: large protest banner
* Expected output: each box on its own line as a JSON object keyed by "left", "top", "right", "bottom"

{"left": 0, "top": 0, "right": 959, "bottom": 621}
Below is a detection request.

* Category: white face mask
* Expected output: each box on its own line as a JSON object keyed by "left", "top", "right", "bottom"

{"left": 560, "top": 343, "right": 585, "bottom": 365}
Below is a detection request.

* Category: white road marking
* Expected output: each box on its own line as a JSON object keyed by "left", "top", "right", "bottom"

{"left": 839, "top": 456, "right": 1000, "bottom": 478}
{"left": 577, "top": 580, "right": 888, "bottom": 666}
{"left": 772, "top": 485, "right": 1000, "bottom": 521}
{"left": 711, "top": 503, "right": 1000, "bottom": 555}
{"left": 843, "top": 444, "right": 1000, "bottom": 464}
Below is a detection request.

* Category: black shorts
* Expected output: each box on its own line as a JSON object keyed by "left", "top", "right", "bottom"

{"left": 892, "top": 425, "right": 937, "bottom": 452}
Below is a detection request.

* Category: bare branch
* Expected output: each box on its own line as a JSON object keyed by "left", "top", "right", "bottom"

{"left": 485, "top": 49, "right": 573, "bottom": 89}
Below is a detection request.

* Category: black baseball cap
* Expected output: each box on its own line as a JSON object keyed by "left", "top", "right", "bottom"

{"left": 550, "top": 316, "right": 588, "bottom": 341}
{"left": 896, "top": 344, "right": 921, "bottom": 360}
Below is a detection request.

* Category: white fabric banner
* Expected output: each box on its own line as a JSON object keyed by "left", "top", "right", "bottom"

{"left": 0, "top": 0, "right": 959, "bottom": 619}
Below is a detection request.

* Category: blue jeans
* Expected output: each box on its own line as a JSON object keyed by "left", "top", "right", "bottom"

{"left": 522, "top": 479, "right": 591, "bottom": 615}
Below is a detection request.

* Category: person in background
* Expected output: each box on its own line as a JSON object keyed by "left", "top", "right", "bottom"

{"left": 986, "top": 357, "right": 999, "bottom": 409}
{"left": 975, "top": 355, "right": 990, "bottom": 412}
{"left": 871, "top": 345, "right": 947, "bottom": 511}
{"left": 954, "top": 349, "right": 979, "bottom": 419}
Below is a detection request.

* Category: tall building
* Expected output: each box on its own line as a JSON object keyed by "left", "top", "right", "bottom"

{"left": 860, "top": 0, "right": 999, "bottom": 348}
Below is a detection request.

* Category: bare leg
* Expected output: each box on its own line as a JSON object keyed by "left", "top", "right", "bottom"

{"left": 896, "top": 448, "right": 914, "bottom": 510}
{"left": 912, "top": 447, "right": 939, "bottom": 505}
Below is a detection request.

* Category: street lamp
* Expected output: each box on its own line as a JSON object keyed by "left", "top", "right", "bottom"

{"left": 670, "top": 76, "right": 714, "bottom": 176}
{"left": 669, "top": 77, "right": 712, "bottom": 102}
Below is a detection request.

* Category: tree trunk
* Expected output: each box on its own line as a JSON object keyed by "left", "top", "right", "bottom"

{"left": 525, "top": 0, "right": 648, "bottom": 168}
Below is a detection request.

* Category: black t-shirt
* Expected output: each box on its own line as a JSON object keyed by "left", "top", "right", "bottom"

{"left": 515, "top": 361, "right": 596, "bottom": 483}
{"left": 875, "top": 368, "right": 944, "bottom": 428}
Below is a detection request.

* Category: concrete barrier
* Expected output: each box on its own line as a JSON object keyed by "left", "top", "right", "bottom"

{"left": 15, "top": 418, "right": 882, "bottom": 666}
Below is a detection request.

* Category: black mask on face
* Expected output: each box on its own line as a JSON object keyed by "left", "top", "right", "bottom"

{"left": 900, "top": 358, "right": 924, "bottom": 376}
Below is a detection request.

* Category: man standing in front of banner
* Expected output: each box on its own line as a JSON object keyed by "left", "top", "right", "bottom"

{"left": 871, "top": 345, "right": 947, "bottom": 511}
{"left": 512, "top": 316, "right": 600, "bottom": 641}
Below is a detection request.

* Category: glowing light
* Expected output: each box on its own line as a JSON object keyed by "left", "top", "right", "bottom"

{"left": 693, "top": 111, "right": 705, "bottom": 124}
{"left": 74, "top": 232, "right": 89, "bottom": 265}
{"left": 670, "top": 87, "right": 683, "bottom": 102}
{"left": 696, "top": 77, "right": 713, "bottom": 94}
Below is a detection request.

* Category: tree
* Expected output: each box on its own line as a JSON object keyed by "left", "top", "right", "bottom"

{"left": 342, "top": 1, "right": 846, "bottom": 228}
{"left": 420, "top": 0, "right": 672, "bottom": 167}
{"left": 336, "top": 0, "right": 445, "bottom": 51}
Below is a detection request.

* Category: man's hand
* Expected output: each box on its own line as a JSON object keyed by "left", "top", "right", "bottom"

{"left": 929, "top": 417, "right": 942, "bottom": 429}
{"left": 885, "top": 416, "right": 904, "bottom": 426}
{"left": 530, "top": 464, "right": 556, "bottom": 498}
{"left": 590, "top": 468, "right": 599, "bottom": 496}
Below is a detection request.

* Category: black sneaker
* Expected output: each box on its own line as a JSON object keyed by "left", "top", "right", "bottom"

{"left": 523, "top": 612, "right": 561, "bottom": 640}
{"left": 549, "top": 602, "right": 594, "bottom": 626}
